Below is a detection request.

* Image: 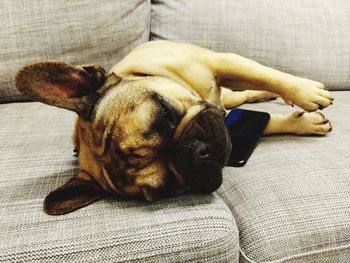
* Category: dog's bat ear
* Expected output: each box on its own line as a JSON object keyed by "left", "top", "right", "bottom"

{"left": 15, "top": 61, "right": 109, "bottom": 118}
{"left": 43, "top": 176, "right": 104, "bottom": 215}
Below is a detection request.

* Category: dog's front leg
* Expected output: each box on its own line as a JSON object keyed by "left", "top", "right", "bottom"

{"left": 212, "top": 53, "right": 333, "bottom": 111}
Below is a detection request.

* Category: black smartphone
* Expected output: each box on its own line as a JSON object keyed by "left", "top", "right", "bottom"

{"left": 224, "top": 109, "right": 270, "bottom": 167}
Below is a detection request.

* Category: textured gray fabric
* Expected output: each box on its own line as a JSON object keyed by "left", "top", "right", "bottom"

{"left": 151, "top": 0, "right": 350, "bottom": 91}
{"left": 0, "top": 0, "right": 150, "bottom": 103}
{"left": 0, "top": 102, "right": 239, "bottom": 262}
{"left": 217, "top": 91, "right": 350, "bottom": 262}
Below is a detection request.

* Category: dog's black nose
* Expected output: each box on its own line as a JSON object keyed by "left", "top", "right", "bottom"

{"left": 190, "top": 140, "right": 210, "bottom": 160}
{"left": 175, "top": 139, "right": 224, "bottom": 193}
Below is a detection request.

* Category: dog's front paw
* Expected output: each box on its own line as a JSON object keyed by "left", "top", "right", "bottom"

{"left": 287, "top": 111, "right": 332, "bottom": 135}
{"left": 281, "top": 78, "right": 333, "bottom": 111}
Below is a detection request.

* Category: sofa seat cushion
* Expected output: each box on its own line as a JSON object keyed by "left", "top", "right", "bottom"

{"left": 0, "top": 0, "right": 150, "bottom": 103}
{"left": 0, "top": 102, "right": 239, "bottom": 262}
{"left": 217, "top": 91, "right": 350, "bottom": 262}
{"left": 151, "top": 0, "right": 350, "bottom": 91}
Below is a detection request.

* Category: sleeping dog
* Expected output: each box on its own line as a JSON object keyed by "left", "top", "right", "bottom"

{"left": 15, "top": 41, "right": 333, "bottom": 215}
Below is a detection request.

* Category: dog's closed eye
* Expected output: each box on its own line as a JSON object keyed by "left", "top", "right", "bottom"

{"left": 152, "top": 93, "right": 181, "bottom": 129}
{"left": 127, "top": 154, "right": 148, "bottom": 166}
{"left": 158, "top": 98, "right": 179, "bottom": 128}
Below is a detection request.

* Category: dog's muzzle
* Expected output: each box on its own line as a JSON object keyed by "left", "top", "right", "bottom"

{"left": 171, "top": 104, "right": 232, "bottom": 194}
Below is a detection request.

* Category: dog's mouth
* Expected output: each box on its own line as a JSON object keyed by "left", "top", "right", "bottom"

{"left": 170, "top": 103, "right": 232, "bottom": 193}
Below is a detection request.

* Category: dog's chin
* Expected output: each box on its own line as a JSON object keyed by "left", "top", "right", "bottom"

{"left": 172, "top": 104, "right": 231, "bottom": 194}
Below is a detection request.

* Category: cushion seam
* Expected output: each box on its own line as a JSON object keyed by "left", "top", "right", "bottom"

{"left": 239, "top": 242, "right": 350, "bottom": 263}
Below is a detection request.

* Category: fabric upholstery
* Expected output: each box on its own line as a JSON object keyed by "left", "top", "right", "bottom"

{"left": 0, "top": 102, "right": 239, "bottom": 262}
{"left": 151, "top": 0, "right": 350, "bottom": 91}
{"left": 2, "top": 1, "right": 350, "bottom": 261}
{"left": 0, "top": 0, "right": 150, "bottom": 103}
{"left": 217, "top": 91, "right": 350, "bottom": 262}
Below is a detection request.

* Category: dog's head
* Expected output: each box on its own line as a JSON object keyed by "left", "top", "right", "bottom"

{"left": 15, "top": 62, "right": 231, "bottom": 215}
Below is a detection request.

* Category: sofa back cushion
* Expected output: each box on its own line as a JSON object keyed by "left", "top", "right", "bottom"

{"left": 151, "top": 0, "right": 350, "bottom": 90}
{"left": 0, "top": 0, "right": 150, "bottom": 102}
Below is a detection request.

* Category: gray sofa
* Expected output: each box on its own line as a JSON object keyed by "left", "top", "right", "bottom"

{"left": 1, "top": 1, "right": 349, "bottom": 262}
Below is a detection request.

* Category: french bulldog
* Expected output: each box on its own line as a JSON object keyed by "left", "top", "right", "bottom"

{"left": 15, "top": 41, "right": 333, "bottom": 215}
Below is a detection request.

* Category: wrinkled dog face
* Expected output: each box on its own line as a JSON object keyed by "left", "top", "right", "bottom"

{"left": 15, "top": 62, "right": 231, "bottom": 215}
{"left": 90, "top": 79, "right": 185, "bottom": 200}
{"left": 90, "top": 78, "right": 231, "bottom": 199}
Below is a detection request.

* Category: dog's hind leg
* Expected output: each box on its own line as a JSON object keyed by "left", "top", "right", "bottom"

{"left": 263, "top": 112, "right": 332, "bottom": 136}
{"left": 222, "top": 87, "right": 278, "bottom": 109}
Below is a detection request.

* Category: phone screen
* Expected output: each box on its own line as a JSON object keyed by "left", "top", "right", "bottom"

{"left": 224, "top": 109, "right": 270, "bottom": 167}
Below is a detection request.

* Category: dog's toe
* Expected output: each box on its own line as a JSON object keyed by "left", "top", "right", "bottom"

{"left": 314, "top": 121, "right": 332, "bottom": 135}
